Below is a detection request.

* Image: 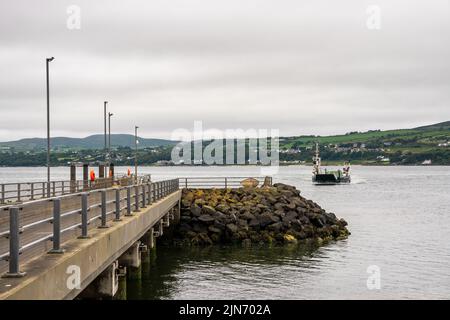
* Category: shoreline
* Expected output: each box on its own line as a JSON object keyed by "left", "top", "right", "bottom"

{"left": 1, "top": 163, "right": 449, "bottom": 168}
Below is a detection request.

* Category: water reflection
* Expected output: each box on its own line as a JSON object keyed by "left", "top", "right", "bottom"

{"left": 126, "top": 243, "right": 328, "bottom": 300}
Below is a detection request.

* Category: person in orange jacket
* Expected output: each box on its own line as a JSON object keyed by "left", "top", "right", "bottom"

{"left": 127, "top": 168, "right": 131, "bottom": 176}
{"left": 90, "top": 169, "right": 96, "bottom": 181}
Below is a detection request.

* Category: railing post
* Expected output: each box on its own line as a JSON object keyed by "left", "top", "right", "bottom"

{"left": 126, "top": 186, "right": 132, "bottom": 216}
{"left": 141, "top": 184, "right": 146, "bottom": 208}
{"left": 99, "top": 189, "right": 109, "bottom": 228}
{"left": 225, "top": 177, "right": 228, "bottom": 189}
{"left": 148, "top": 182, "right": 153, "bottom": 204}
{"left": 2, "top": 206, "right": 26, "bottom": 278}
{"left": 61, "top": 181, "right": 65, "bottom": 195}
{"left": 17, "top": 183, "right": 21, "bottom": 202}
{"left": 1, "top": 184, "right": 4, "bottom": 204}
{"left": 42, "top": 182, "right": 45, "bottom": 198}
{"left": 114, "top": 188, "right": 122, "bottom": 221}
{"left": 30, "top": 183, "right": 34, "bottom": 200}
{"left": 78, "top": 193, "right": 89, "bottom": 239}
{"left": 49, "top": 198, "right": 64, "bottom": 254}
{"left": 150, "top": 182, "right": 154, "bottom": 203}
{"left": 134, "top": 185, "right": 140, "bottom": 212}
{"left": 185, "top": 178, "right": 188, "bottom": 189}
{"left": 158, "top": 182, "right": 161, "bottom": 199}
{"left": 52, "top": 181, "right": 56, "bottom": 197}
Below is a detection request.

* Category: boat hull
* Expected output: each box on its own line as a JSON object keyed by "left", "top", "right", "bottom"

{"left": 312, "top": 173, "right": 351, "bottom": 185}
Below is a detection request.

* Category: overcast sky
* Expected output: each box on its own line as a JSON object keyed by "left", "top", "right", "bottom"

{"left": 0, "top": 0, "right": 449, "bottom": 141}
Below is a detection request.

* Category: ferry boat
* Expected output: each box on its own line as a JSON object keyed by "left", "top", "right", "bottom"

{"left": 312, "top": 143, "right": 351, "bottom": 185}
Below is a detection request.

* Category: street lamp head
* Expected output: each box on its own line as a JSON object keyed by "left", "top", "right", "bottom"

{"left": 47, "top": 57, "right": 54, "bottom": 62}
{"left": 109, "top": 112, "right": 114, "bottom": 117}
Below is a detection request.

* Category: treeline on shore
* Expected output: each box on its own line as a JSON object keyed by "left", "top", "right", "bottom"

{"left": 1, "top": 148, "right": 449, "bottom": 166}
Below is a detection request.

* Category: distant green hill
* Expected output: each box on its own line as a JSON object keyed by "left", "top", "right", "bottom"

{"left": 281, "top": 121, "right": 450, "bottom": 150}
{"left": 278, "top": 121, "right": 450, "bottom": 165}
{"left": 0, "top": 134, "right": 178, "bottom": 151}
{"left": 415, "top": 120, "right": 450, "bottom": 130}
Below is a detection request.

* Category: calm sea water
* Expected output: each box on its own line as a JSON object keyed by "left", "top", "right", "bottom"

{"left": 1, "top": 165, "right": 449, "bottom": 299}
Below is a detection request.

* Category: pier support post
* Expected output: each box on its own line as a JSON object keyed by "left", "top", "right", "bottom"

{"left": 79, "top": 260, "right": 119, "bottom": 299}
{"left": 118, "top": 242, "right": 142, "bottom": 269}
{"left": 141, "top": 228, "right": 155, "bottom": 251}
{"left": 174, "top": 200, "right": 181, "bottom": 223}
{"left": 159, "top": 219, "right": 164, "bottom": 237}
{"left": 119, "top": 242, "right": 143, "bottom": 281}
{"left": 114, "top": 271, "right": 127, "bottom": 300}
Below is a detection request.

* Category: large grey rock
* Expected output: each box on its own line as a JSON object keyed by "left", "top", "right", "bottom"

{"left": 282, "top": 211, "right": 298, "bottom": 223}
{"left": 198, "top": 214, "right": 215, "bottom": 224}
{"left": 215, "top": 204, "right": 229, "bottom": 213}
{"left": 241, "top": 211, "right": 256, "bottom": 221}
{"left": 202, "top": 205, "right": 217, "bottom": 216}
{"left": 226, "top": 223, "right": 238, "bottom": 233}
{"left": 274, "top": 203, "right": 285, "bottom": 211}
{"left": 258, "top": 213, "right": 280, "bottom": 227}
{"left": 208, "top": 226, "right": 222, "bottom": 233}
{"left": 190, "top": 204, "right": 202, "bottom": 217}
{"left": 267, "top": 222, "right": 283, "bottom": 232}
{"left": 249, "top": 219, "right": 260, "bottom": 228}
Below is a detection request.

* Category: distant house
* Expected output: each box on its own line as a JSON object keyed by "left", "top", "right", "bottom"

{"left": 376, "top": 155, "right": 390, "bottom": 162}
{"left": 422, "top": 159, "right": 432, "bottom": 165}
{"left": 280, "top": 148, "right": 301, "bottom": 154}
{"left": 156, "top": 160, "right": 174, "bottom": 166}
{"left": 383, "top": 142, "right": 392, "bottom": 146}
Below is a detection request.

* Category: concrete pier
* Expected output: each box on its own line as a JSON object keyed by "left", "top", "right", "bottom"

{"left": 0, "top": 183, "right": 181, "bottom": 300}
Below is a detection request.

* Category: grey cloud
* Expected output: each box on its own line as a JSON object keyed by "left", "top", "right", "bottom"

{"left": 0, "top": 0, "right": 449, "bottom": 140}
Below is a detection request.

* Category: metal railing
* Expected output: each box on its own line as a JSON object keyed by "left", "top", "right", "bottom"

{"left": 178, "top": 176, "right": 272, "bottom": 189}
{"left": 0, "top": 177, "right": 179, "bottom": 277}
{"left": 0, "top": 175, "right": 146, "bottom": 205}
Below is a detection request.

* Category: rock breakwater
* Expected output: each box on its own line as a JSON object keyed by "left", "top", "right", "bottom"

{"left": 174, "top": 183, "right": 350, "bottom": 246}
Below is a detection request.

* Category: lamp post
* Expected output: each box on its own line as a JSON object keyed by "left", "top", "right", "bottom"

{"left": 102, "top": 101, "right": 108, "bottom": 179}
{"left": 104, "top": 101, "right": 108, "bottom": 161}
{"left": 46, "top": 57, "right": 54, "bottom": 197}
{"left": 134, "top": 126, "right": 139, "bottom": 182}
{"left": 108, "top": 112, "right": 113, "bottom": 159}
